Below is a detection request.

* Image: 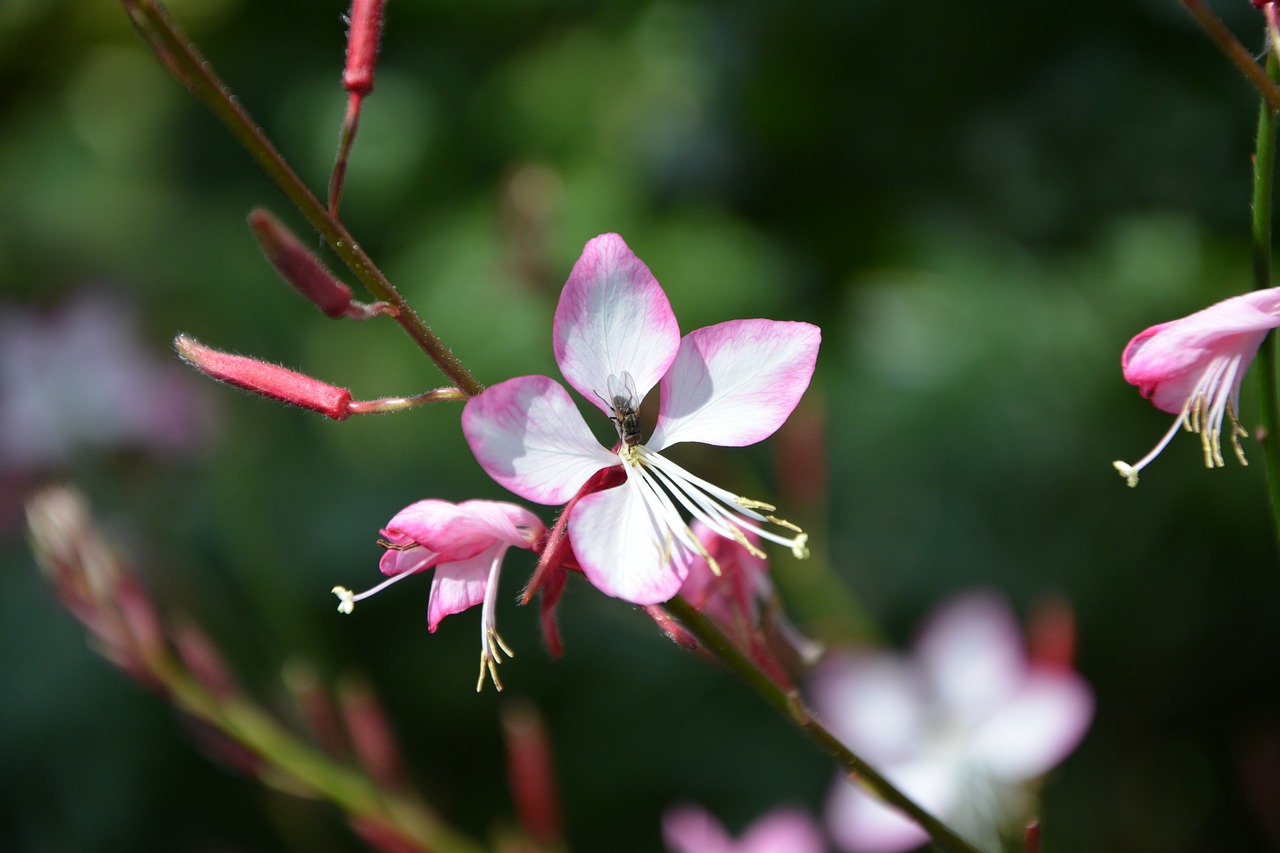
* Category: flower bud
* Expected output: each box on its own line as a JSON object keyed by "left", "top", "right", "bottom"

{"left": 175, "top": 335, "right": 352, "bottom": 420}
{"left": 248, "top": 209, "right": 354, "bottom": 317}
{"left": 343, "top": 0, "right": 384, "bottom": 99}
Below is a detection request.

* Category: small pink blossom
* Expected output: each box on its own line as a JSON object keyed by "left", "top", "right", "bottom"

{"left": 462, "top": 233, "right": 820, "bottom": 605}
{"left": 811, "top": 592, "right": 1093, "bottom": 853}
{"left": 1113, "top": 287, "right": 1280, "bottom": 486}
{"left": 332, "top": 499, "right": 545, "bottom": 691}
{"left": 663, "top": 804, "right": 825, "bottom": 853}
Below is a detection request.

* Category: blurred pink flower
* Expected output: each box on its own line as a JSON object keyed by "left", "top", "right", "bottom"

{"left": 663, "top": 803, "right": 825, "bottom": 853}
{"left": 811, "top": 592, "right": 1093, "bottom": 853}
{"left": 1113, "top": 287, "right": 1280, "bottom": 486}
{"left": 462, "top": 232, "right": 819, "bottom": 605}
{"left": 332, "top": 499, "right": 545, "bottom": 691}
{"left": 0, "top": 290, "right": 209, "bottom": 472}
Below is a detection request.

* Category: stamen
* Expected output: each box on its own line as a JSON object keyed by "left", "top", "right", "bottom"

{"left": 631, "top": 445, "right": 809, "bottom": 562}
{"left": 330, "top": 565, "right": 424, "bottom": 613}
{"left": 477, "top": 628, "right": 514, "bottom": 693}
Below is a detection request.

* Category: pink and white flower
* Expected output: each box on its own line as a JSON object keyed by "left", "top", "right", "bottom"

{"left": 663, "top": 804, "right": 825, "bottom": 853}
{"left": 462, "top": 233, "right": 820, "bottom": 605}
{"left": 331, "top": 499, "right": 545, "bottom": 691}
{"left": 1113, "top": 287, "right": 1280, "bottom": 486}
{"left": 811, "top": 592, "right": 1093, "bottom": 853}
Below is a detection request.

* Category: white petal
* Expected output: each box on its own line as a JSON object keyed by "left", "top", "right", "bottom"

{"left": 552, "top": 233, "right": 681, "bottom": 416}
{"left": 825, "top": 765, "right": 944, "bottom": 853}
{"left": 969, "top": 670, "right": 1094, "bottom": 781}
{"left": 648, "top": 319, "right": 820, "bottom": 450}
{"left": 568, "top": 475, "right": 688, "bottom": 604}
{"left": 916, "top": 591, "right": 1025, "bottom": 726}
{"left": 810, "top": 652, "right": 926, "bottom": 765}
{"left": 462, "top": 375, "right": 618, "bottom": 505}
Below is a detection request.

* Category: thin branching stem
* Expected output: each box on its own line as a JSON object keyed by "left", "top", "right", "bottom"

{"left": 1180, "top": 0, "right": 1280, "bottom": 111}
{"left": 119, "top": 0, "right": 483, "bottom": 398}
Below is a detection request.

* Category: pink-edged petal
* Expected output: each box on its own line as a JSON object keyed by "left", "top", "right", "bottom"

{"left": 825, "top": 766, "right": 941, "bottom": 853}
{"left": 426, "top": 544, "right": 502, "bottom": 631}
{"left": 969, "top": 669, "right": 1094, "bottom": 781}
{"left": 383, "top": 500, "right": 499, "bottom": 562}
{"left": 662, "top": 804, "right": 736, "bottom": 853}
{"left": 810, "top": 652, "right": 926, "bottom": 765}
{"left": 915, "top": 591, "right": 1025, "bottom": 727}
{"left": 569, "top": 475, "right": 688, "bottom": 604}
{"left": 1123, "top": 288, "right": 1280, "bottom": 414}
{"left": 462, "top": 375, "right": 618, "bottom": 505}
{"left": 454, "top": 499, "right": 545, "bottom": 548}
{"left": 738, "top": 808, "right": 826, "bottom": 853}
{"left": 648, "top": 320, "right": 820, "bottom": 451}
{"left": 553, "top": 233, "right": 681, "bottom": 414}
{"left": 378, "top": 546, "right": 437, "bottom": 577}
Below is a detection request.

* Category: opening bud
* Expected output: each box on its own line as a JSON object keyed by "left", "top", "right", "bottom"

{"left": 175, "top": 335, "right": 352, "bottom": 420}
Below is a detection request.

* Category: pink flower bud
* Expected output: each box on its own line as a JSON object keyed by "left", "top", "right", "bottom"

{"left": 501, "top": 701, "right": 563, "bottom": 845}
{"left": 248, "top": 209, "right": 353, "bottom": 317}
{"left": 175, "top": 335, "right": 352, "bottom": 420}
{"left": 339, "top": 677, "right": 407, "bottom": 790}
{"left": 343, "top": 0, "right": 384, "bottom": 99}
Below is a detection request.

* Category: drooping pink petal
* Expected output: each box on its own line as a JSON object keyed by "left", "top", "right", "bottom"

{"left": 553, "top": 233, "right": 681, "bottom": 415}
{"left": 569, "top": 476, "right": 688, "bottom": 604}
{"left": 648, "top": 319, "right": 820, "bottom": 451}
{"left": 426, "top": 544, "right": 501, "bottom": 631}
{"left": 915, "top": 591, "right": 1024, "bottom": 727}
{"left": 454, "top": 500, "right": 545, "bottom": 547}
{"left": 1122, "top": 287, "right": 1280, "bottom": 414}
{"left": 378, "top": 546, "right": 437, "bottom": 577}
{"left": 462, "top": 375, "right": 618, "bottom": 505}
{"left": 382, "top": 500, "right": 505, "bottom": 563}
{"left": 662, "top": 804, "right": 736, "bottom": 853}
{"left": 969, "top": 669, "right": 1094, "bottom": 781}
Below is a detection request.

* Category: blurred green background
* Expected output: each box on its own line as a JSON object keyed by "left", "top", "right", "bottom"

{"left": 4, "top": 0, "right": 1280, "bottom": 850}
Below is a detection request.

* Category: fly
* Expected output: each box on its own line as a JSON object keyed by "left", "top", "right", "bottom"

{"left": 603, "top": 371, "right": 642, "bottom": 446}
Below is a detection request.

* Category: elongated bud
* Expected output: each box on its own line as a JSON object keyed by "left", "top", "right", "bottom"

{"left": 502, "top": 701, "right": 563, "bottom": 845}
{"left": 338, "top": 676, "right": 407, "bottom": 790}
{"left": 248, "top": 209, "right": 354, "bottom": 317}
{"left": 330, "top": 0, "right": 385, "bottom": 214}
{"left": 175, "top": 335, "right": 351, "bottom": 420}
{"left": 343, "top": 0, "right": 384, "bottom": 99}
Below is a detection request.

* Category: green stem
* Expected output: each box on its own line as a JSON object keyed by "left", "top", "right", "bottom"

{"left": 1253, "top": 49, "right": 1280, "bottom": 553}
{"left": 151, "top": 652, "right": 487, "bottom": 853}
{"left": 663, "top": 596, "right": 986, "bottom": 853}
{"left": 1181, "top": 0, "right": 1280, "bottom": 112}
{"left": 119, "top": 0, "right": 483, "bottom": 398}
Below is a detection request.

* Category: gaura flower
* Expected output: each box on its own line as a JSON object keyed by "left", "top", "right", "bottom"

{"left": 462, "top": 233, "right": 820, "bottom": 605}
{"left": 1113, "top": 287, "right": 1280, "bottom": 487}
{"left": 331, "top": 499, "right": 545, "bottom": 691}
{"left": 663, "top": 803, "right": 825, "bottom": 853}
{"left": 811, "top": 592, "right": 1093, "bottom": 853}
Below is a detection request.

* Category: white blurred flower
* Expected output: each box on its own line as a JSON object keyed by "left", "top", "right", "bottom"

{"left": 0, "top": 290, "right": 209, "bottom": 472}
{"left": 811, "top": 591, "right": 1093, "bottom": 853}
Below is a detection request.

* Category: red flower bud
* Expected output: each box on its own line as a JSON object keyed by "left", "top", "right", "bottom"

{"left": 248, "top": 209, "right": 353, "bottom": 317}
{"left": 343, "top": 0, "right": 384, "bottom": 99}
{"left": 175, "top": 335, "right": 351, "bottom": 420}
